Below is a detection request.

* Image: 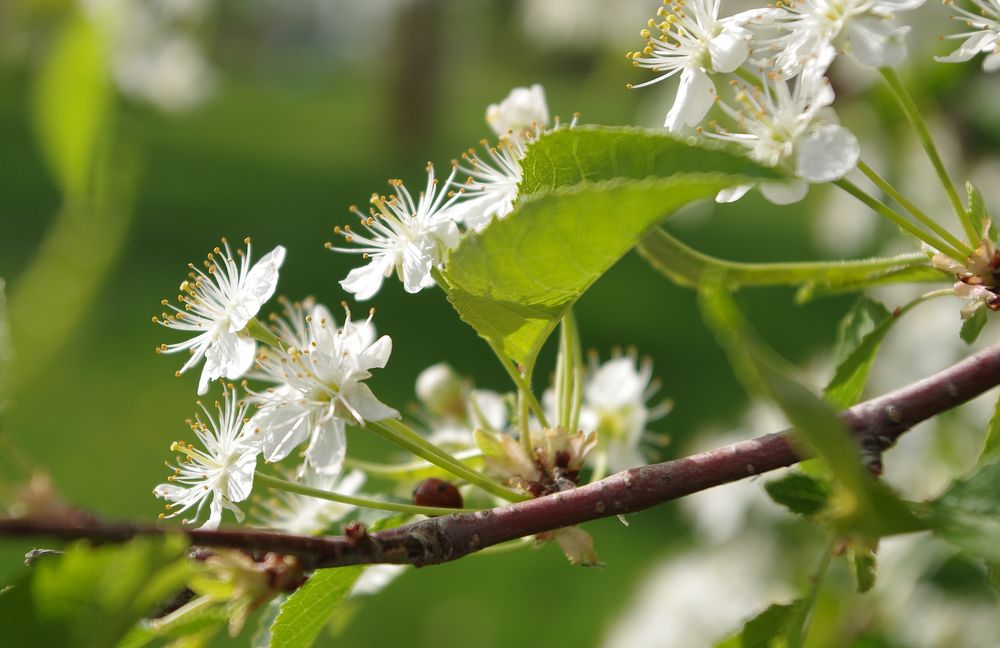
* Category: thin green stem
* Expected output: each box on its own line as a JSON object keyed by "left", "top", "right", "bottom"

{"left": 369, "top": 419, "right": 527, "bottom": 502}
{"left": 787, "top": 536, "right": 837, "bottom": 648}
{"left": 557, "top": 311, "right": 582, "bottom": 433}
{"left": 880, "top": 67, "right": 976, "bottom": 242}
{"left": 734, "top": 66, "right": 762, "bottom": 87}
{"left": 255, "top": 472, "right": 471, "bottom": 517}
{"left": 486, "top": 339, "right": 550, "bottom": 429}
{"left": 518, "top": 389, "right": 535, "bottom": 462}
{"left": 343, "top": 450, "right": 483, "bottom": 479}
{"left": 834, "top": 178, "right": 966, "bottom": 261}
{"left": 857, "top": 160, "right": 973, "bottom": 257}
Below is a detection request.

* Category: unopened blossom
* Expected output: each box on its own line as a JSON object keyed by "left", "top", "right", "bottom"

{"left": 154, "top": 387, "right": 259, "bottom": 530}
{"left": 329, "top": 164, "right": 462, "bottom": 300}
{"left": 710, "top": 57, "right": 860, "bottom": 204}
{"left": 156, "top": 238, "right": 286, "bottom": 395}
{"left": 937, "top": 0, "right": 1000, "bottom": 72}
{"left": 758, "top": 0, "right": 925, "bottom": 77}
{"left": 627, "top": 0, "right": 756, "bottom": 131}
{"left": 486, "top": 84, "right": 550, "bottom": 142}
{"left": 248, "top": 299, "right": 398, "bottom": 475}
{"left": 259, "top": 466, "right": 365, "bottom": 535}
{"left": 580, "top": 352, "right": 672, "bottom": 474}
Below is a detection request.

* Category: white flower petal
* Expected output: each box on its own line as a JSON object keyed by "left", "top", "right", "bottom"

{"left": 848, "top": 17, "right": 909, "bottom": 68}
{"left": 760, "top": 179, "right": 809, "bottom": 205}
{"left": 305, "top": 419, "right": 348, "bottom": 476}
{"left": 342, "top": 382, "right": 399, "bottom": 422}
{"left": 796, "top": 123, "right": 860, "bottom": 183}
{"left": 715, "top": 184, "right": 754, "bottom": 204}
{"left": 664, "top": 67, "right": 715, "bottom": 133}
{"left": 708, "top": 28, "right": 749, "bottom": 73}
{"left": 340, "top": 255, "right": 393, "bottom": 301}
{"left": 230, "top": 245, "right": 286, "bottom": 331}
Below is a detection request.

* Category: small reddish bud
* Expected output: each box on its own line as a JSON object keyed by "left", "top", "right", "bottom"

{"left": 412, "top": 478, "right": 463, "bottom": 510}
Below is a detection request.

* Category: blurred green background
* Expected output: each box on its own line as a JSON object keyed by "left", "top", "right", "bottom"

{"left": 2, "top": 0, "right": 997, "bottom": 646}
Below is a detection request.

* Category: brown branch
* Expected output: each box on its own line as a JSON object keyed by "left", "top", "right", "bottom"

{"left": 3, "top": 341, "right": 1000, "bottom": 569}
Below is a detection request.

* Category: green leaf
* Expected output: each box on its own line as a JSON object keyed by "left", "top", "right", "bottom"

{"left": 960, "top": 307, "right": 988, "bottom": 344}
{"left": 442, "top": 126, "right": 782, "bottom": 368}
{"left": 517, "top": 126, "right": 783, "bottom": 195}
{"left": 30, "top": 13, "right": 112, "bottom": 198}
{"left": 823, "top": 298, "right": 893, "bottom": 409}
{"left": 715, "top": 602, "right": 799, "bottom": 648}
{"left": 444, "top": 175, "right": 746, "bottom": 365}
{"left": 698, "top": 275, "right": 923, "bottom": 537}
{"left": 0, "top": 536, "right": 190, "bottom": 648}
{"left": 980, "top": 390, "right": 1000, "bottom": 463}
{"left": 830, "top": 297, "right": 892, "bottom": 368}
{"left": 967, "top": 181, "right": 993, "bottom": 239}
{"left": 930, "top": 460, "right": 1000, "bottom": 563}
{"left": 848, "top": 543, "right": 878, "bottom": 593}
{"left": 269, "top": 566, "right": 363, "bottom": 648}
{"left": 638, "top": 227, "right": 931, "bottom": 293}
{"left": 764, "top": 471, "right": 830, "bottom": 517}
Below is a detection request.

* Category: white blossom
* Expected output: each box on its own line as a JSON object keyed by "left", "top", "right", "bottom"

{"left": 710, "top": 57, "right": 860, "bottom": 204}
{"left": 330, "top": 164, "right": 462, "bottom": 300}
{"left": 757, "top": 0, "right": 925, "bottom": 77}
{"left": 579, "top": 352, "right": 671, "bottom": 474}
{"left": 937, "top": 0, "right": 1000, "bottom": 71}
{"left": 485, "top": 84, "right": 550, "bottom": 142}
{"left": 449, "top": 85, "right": 576, "bottom": 232}
{"left": 154, "top": 387, "right": 259, "bottom": 530}
{"left": 248, "top": 299, "right": 397, "bottom": 476}
{"left": 627, "top": 0, "right": 757, "bottom": 131}
{"left": 259, "top": 466, "right": 365, "bottom": 535}
{"left": 156, "top": 238, "right": 285, "bottom": 395}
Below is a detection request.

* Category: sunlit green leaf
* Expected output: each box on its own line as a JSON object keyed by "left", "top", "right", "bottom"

{"left": 823, "top": 298, "right": 893, "bottom": 409}
{"left": 118, "top": 597, "right": 228, "bottom": 648}
{"left": 517, "top": 126, "right": 782, "bottom": 195}
{"left": 764, "top": 472, "right": 830, "bottom": 517}
{"left": 0, "top": 536, "right": 189, "bottom": 648}
{"left": 980, "top": 391, "right": 1000, "bottom": 463}
{"left": 960, "top": 307, "right": 988, "bottom": 345}
{"left": 269, "top": 566, "right": 363, "bottom": 648}
{"left": 638, "top": 227, "right": 931, "bottom": 293}
{"left": 444, "top": 175, "right": 744, "bottom": 366}
{"left": 715, "top": 601, "right": 800, "bottom": 648}
{"left": 930, "top": 460, "right": 1000, "bottom": 564}
{"left": 442, "top": 126, "right": 782, "bottom": 369}
{"left": 30, "top": 13, "right": 112, "bottom": 198}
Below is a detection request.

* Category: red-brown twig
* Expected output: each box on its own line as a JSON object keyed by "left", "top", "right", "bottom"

{"left": 3, "top": 341, "right": 1000, "bottom": 569}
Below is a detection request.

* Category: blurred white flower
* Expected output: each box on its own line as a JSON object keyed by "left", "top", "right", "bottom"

{"left": 579, "top": 351, "right": 671, "bottom": 474}
{"left": 249, "top": 300, "right": 397, "bottom": 475}
{"left": 602, "top": 534, "right": 793, "bottom": 648}
{"left": 711, "top": 55, "right": 859, "bottom": 204}
{"left": 627, "top": 0, "right": 757, "bottom": 131}
{"left": 485, "top": 84, "right": 549, "bottom": 142}
{"left": 154, "top": 387, "right": 259, "bottom": 530}
{"left": 937, "top": 0, "right": 1000, "bottom": 71}
{"left": 758, "top": 0, "right": 925, "bottom": 77}
{"left": 330, "top": 164, "right": 462, "bottom": 300}
{"left": 81, "top": 0, "right": 215, "bottom": 111}
{"left": 259, "top": 466, "right": 365, "bottom": 535}
{"left": 350, "top": 564, "right": 407, "bottom": 597}
{"left": 156, "top": 238, "right": 285, "bottom": 395}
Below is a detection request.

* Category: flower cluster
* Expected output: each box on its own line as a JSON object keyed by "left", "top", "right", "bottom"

{"left": 328, "top": 85, "right": 577, "bottom": 300}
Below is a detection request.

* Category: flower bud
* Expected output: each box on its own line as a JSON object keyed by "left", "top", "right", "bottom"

{"left": 415, "top": 363, "right": 464, "bottom": 417}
